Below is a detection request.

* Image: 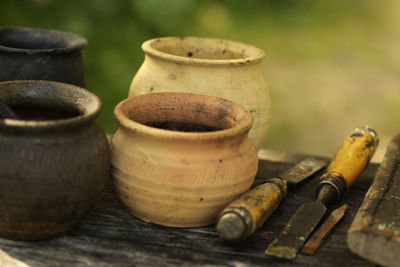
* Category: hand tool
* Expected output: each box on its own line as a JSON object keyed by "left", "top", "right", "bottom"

{"left": 301, "top": 204, "right": 348, "bottom": 255}
{"left": 216, "top": 157, "right": 327, "bottom": 241}
{"left": 265, "top": 126, "right": 378, "bottom": 260}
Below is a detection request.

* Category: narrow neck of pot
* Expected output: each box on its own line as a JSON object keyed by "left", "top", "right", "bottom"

{"left": 115, "top": 125, "right": 253, "bottom": 159}
{"left": 0, "top": 115, "right": 99, "bottom": 134}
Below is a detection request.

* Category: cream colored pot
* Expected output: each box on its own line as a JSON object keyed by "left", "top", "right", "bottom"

{"left": 129, "top": 37, "right": 271, "bottom": 148}
{"left": 110, "top": 92, "right": 258, "bottom": 227}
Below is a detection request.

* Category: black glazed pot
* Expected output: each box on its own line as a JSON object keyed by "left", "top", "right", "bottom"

{"left": 0, "top": 80, "right": 109, "bottom": 240}
{"left": 0, "top": 26, "right": 87, "bottom": 87}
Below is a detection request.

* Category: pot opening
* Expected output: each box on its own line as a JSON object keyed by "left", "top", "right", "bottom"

{"left": 120, "top": 93, "right": 251, "bottom": 136}
{"left": 148, "top": 37, "right": 263, "bottom": 61}
{"left": 8, "top": 104, "right": 81, "bottom": 121}
{"left": 0, "top": 33, "right": 69, "bottom": 50}
{"left": 154, "top": 45, "right": 245, "bottom": 60}
{"left": 0, "top": 27, "right": 87, "bottom": 51}
{"left": 0, "top": 81, "right": 101, "bottom": 131}
{"left": 145, "top": 121, "right": 223, "bottom": 132}
{"left": 128, "top": 105, "right": 233, "bottom": 133}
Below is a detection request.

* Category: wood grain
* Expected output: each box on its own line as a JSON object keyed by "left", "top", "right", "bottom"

{"left": 0, "top": 154, "right": 378, "bottom": 266}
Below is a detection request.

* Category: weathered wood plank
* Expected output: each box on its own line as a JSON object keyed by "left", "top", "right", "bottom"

{"left": 348, "top": 134, "right": 400, "bottom": 267}
{"left": 0, "top": 156, "right": 378, "bottom": 266}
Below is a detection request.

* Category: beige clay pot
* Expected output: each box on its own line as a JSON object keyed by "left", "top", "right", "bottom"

{"left": 110, "top": 92, "right": 258, "bottom": 227}
{"left": 129, "top": 37, "right": 271, "bottom": 148}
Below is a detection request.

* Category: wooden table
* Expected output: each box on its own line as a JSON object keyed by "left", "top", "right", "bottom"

{"left": 0, "top": 150, "right": 378, "bottom": 266}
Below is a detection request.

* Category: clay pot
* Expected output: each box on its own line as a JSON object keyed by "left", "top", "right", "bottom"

{"left": 110, "top": 92, "right": 258, "bottom": 227}
{"left": 129, "top": 37, "right": 271, "bottom": 148}
{"left": 0, "top": 26, "right": 87, "bottom": 87}
{"left": 0, "top": 80, "right": 109, "bottom": 240}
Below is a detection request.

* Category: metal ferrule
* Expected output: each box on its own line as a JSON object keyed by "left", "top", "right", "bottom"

{"left": 316, "top": 173, "right": 347, "bottom": 203}
{"left": 355, "top": 126, "right": 379, "bottom": 145}
{"left": 264, "top": 178, "right": 286, "bottom": 203}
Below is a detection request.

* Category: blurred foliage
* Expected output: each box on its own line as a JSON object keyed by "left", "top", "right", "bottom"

{"left": 1, "top": 0, "right": 399, "bottom": 160}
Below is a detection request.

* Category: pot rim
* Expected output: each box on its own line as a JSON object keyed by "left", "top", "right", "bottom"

{"left": 142, "top": 36, "right": 265, "bottom": 66}
{"left": 0, "top": 26, "right": 87, "bottom": 54}
{"left": 0, "top": 80, "right": 102, "bottom": 132}
{"left": 114, "top": 92, "right": 253, "bottom": 142}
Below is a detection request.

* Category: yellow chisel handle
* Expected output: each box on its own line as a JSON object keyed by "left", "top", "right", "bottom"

{"left": 317, "top": 126, "right": 378, "bottom": 204}
{"left": 217, "top": 178, "right": 287, "bottom": 241}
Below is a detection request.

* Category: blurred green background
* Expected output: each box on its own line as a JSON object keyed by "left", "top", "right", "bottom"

{"left": 1, "top": 0, "right": 399, "bottom": 161}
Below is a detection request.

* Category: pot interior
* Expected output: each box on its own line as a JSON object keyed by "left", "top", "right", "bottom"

{"left": 8, "top": 105, "right": 81, "bottom": 121}
{"left": 0, "top": 81, "right": 100, "bottom": 124}
{"left": 150, "top": 37, "right": 258, "bottom": 60}
{"left": 121, "top": 93, "right": 249, "bottom": 134}
{"left": 0, "top": 27, "right": 86, "bottom": 50}
{"left": 145, "top": 121, "right": 222, "bottom": 133}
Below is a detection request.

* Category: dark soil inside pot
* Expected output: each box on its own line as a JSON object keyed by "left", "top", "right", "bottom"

{"left": 146, "top": 121, "right": 223, "bottom": 132}
{"left": 11, "top": 106, "right": 81, "bottom": 121}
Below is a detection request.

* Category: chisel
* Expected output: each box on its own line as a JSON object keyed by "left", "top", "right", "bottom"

{"left": 216, "top": 157, "right": 327, "bottom": 241}
{"left": 301, "top": 203, "right": 348, "bottom": 255}
{"left": 265, "top": 126, "right": 378, "bottom": 260}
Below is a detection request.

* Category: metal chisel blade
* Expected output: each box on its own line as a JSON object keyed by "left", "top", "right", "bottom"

{"left": 265, "top": 201, "right": 327, "bottom": 260}
{"left": 278, "top": 157, "right": 327, "bottom": 186}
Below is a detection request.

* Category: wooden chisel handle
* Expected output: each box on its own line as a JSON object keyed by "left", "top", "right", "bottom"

{"left": 317, "top": 126, "right": 378, "bottom": 204}
{"left": 217, "top": 178, "right": 287, "bottom": 241}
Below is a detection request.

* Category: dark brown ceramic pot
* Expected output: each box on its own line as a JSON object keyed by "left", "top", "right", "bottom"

{"left": 0, "top": 26, "right": 87, "bottom": 87}
{"left": 0, "top": 80, "right": 109, "bottom": 240}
